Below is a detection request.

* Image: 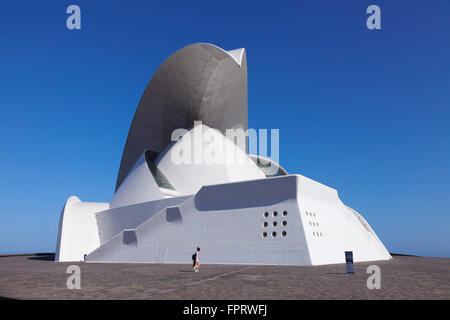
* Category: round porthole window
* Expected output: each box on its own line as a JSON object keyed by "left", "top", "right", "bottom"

{"left": 272, "top": 232, "right": 277, "bottom": 237}
{"left": 264, "top": 212, "right": 269, "bottom": 218}
{"left": 282, "top": 231, "right": 287, "bottom": 237}
{"left": 273, "top": 211, "right": 278, "bottom": 217}
{"left": 273, "top": 221, "right": 277, "bottom": 227}
{"left": 263, "top": 232, "right": 268, "bottom": 238}
{"left": 282, "top": 221, "right": 287, "bottom": 226}
{"left": 263, "top": 222, "right": 268, "bottom": 227}
{"left": 282, "top": 211, "right": 287, "bottom": 216}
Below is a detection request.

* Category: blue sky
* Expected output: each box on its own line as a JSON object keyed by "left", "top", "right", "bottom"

{"left": 0, "top": 0, "right": 449, "bottom": 257}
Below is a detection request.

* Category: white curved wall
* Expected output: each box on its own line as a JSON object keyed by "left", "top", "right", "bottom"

{"left": 86, "top": 175, "right": 391, "bottom": 265}
{"left": 110, "top": 152, "right": 164, "bottom": 209}
{"left": 55, "top": 196, "right": 109, "bottom": 262}
{"left": 155, "top": 124, "right": 265, "bottom": 195}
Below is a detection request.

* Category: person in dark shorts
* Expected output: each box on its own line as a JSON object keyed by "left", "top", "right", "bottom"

{"left": 192, "top": 247, "right": 200, "bottom": 272}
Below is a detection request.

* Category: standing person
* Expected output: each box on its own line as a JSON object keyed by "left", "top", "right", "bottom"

{"left": 192, "top": 247, "right": 200, "bottom": 272}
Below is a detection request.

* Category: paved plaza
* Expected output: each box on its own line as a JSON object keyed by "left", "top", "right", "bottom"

{"left": 0, "top": 254, "right": 449, "bottom": 299}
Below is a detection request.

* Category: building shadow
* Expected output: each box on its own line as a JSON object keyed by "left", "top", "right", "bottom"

{"left": 390, "top": 252, "right": 418, "bottom": 257}
{"left": 27, "top": 253, "right": 55, "bottom": 261}
{"left": 0, "top": 296, "right": 18, "bottom": 300}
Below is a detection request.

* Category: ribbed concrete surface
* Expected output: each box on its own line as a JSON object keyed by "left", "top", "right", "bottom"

{"left": 0, "top": 254, "right": 449, "bottom": 299}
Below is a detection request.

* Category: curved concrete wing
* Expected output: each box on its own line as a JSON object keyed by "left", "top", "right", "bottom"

{"left": 116, "top": 43, "right": 248, "bottom": 191}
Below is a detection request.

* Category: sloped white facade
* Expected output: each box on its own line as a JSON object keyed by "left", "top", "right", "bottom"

{"left": 155, "top": 123, "right": 266, "bottom": 196}
{"left": 55, "top": 43, "right": 392, "bottom": 265}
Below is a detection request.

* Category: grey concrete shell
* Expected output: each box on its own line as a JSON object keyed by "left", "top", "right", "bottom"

{"left": 116, "top": 43, "right": 248, "bottom": 191}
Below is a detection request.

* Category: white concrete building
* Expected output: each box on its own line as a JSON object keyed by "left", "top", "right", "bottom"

{"left": 55, "top": 43, "right": 392, "bottom": 265}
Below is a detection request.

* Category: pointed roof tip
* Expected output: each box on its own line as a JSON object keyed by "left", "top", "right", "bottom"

{"left": 227, "top": 48, "right": 245, "bottom": 67}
